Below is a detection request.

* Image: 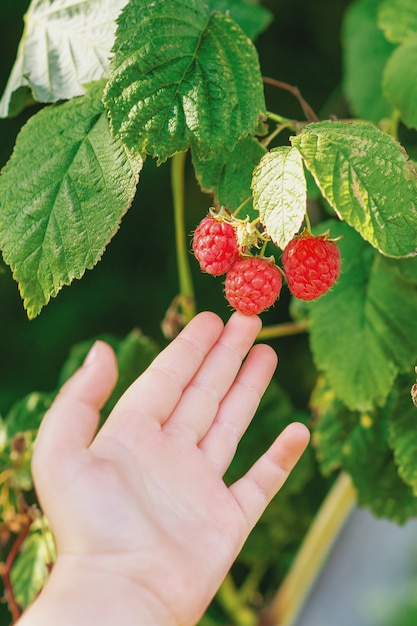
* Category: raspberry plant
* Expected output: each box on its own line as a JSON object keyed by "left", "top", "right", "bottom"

{"left": 1, "top": 0, "right": 417, "bottom": 624}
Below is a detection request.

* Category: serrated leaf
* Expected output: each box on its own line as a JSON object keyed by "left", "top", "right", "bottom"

{"left": 103, "top": 0, "right": 266, "bottom": 163}
{"left": 0, "top": 81, "right": 142, "bottom": 318}
{"left": 192, "top": 135, "right": 265, "bottom": 217}
{"left": 309, "top": 221, "right": 417, "bottom": 412}
{"left": 292, "top": 120, "right": 417, "bottom": 258}
{"left": 208, "top": 0, "right": 273, "bottom": 40}
{"left": 0, "top": 0, "right": 128, "bottom": 118}
{"left": 378, "top": 0, "right": 417, "bottom": 42}
{"left": 342, "top": 0, "right": 394, "bottom": 122}
{"left": 387, "top": 374, "right": 417, "bottom": 494}
{"left": 11, "top": 523, "right": 56, "bottom": 610}
{"left": 311, "top": 376, "right": 417, "bottom": 523}
{"left": 252, "top": 146, "right": 307, "bottom": 249}
{"left": 383, "top": 36, "right": 417, "bottom": 130}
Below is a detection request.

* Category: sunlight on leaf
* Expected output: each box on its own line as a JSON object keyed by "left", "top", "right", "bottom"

{"left": 292, "top": 120, "right": 417, "bottom": 258}
{"left": 252, "top": 146, "right": 307, "bottom": 250}
{"left": 103, "top": 0, "right": 266, "bottom": 163}
{"left": 0, "top": 81, "right": 142, "bottom": 318}
{"left": 0, "top": 0, "right": 128, "bottom": 117}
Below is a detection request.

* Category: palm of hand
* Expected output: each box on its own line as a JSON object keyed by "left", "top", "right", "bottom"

{"left": 32, "top": 312, "right": 309, "bottom": 625}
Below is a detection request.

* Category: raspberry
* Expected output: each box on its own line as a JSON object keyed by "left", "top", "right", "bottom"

{"left": 192, "top": 215, "right": 239, "bottom": 275}
{"left": 225, "top": 257, "right": 282, "bottom": 315}
{"left": 282, "top": 232, "right": 340, "bottom": 300}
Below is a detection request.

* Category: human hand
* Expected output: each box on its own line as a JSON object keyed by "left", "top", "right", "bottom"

{"left": 23, "top": 311, "right": 309, "bottom": 626}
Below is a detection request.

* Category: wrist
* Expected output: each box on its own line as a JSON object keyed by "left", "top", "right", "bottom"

{"left": 18, "top": 555, "right": 178, "bottom": 626}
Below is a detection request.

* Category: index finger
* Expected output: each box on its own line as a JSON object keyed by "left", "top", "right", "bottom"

{"left": 102, "top": 311, "right": 225, "bottom": 434}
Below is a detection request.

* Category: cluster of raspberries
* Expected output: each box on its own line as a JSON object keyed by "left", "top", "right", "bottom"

{"left": 192, "top": 213, "right": 341, "bottom": 315}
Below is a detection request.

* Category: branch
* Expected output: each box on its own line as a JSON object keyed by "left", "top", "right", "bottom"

{"left": 263, "top": 77, "right": 319, "bottom": 123}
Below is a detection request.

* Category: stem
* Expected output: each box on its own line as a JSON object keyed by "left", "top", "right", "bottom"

{"left": 263, "top": 78, "right": 319, "bottom": 123}
{"left": 303, "top": 211, "right": 312, "bottom": 234}
{"left": 266, "top": 111, "right": 294, "bottom": 126}
{"left": 1, "top": 516, "right": 32, "bottom": 623}
{"left": 262, "top": 122, "right": 294, "bottom": 148}
{"left": 171, "top": 150, "right": 196, "bottom": 323}
{"left": 257, "top": 320, "right": 309, "bottom": 341}
{"left": 264, "top": 472, "right": 356, "bottom": 626}
{"left": 234, "top": 196, "right": 253, "bottom": 217}
{"left": 216, "top": 573, "right": 258, "bottom": 626}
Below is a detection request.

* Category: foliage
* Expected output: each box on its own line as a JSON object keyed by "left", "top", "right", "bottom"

{"left": 1, "top": 0, "right": 417, "bottom": 623}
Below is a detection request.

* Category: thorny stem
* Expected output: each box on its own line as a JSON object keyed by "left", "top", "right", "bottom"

{"left": 171, "top": 150, "right": 196, "bottom": 324}
{"left": 263, "top": 77, "right": 319, "bottom": 123}
{"left": 257, "top": 319, "right": 309, "bottom": 341}
{"left": 1, "top": 516, "right": 32, "bottom": 623}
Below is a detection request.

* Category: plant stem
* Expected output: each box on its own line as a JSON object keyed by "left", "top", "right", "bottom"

{"left": 257, "top": 320, "right": 309, "bottom": 341}
{"left": 216, "top": 573, "right": 258, "bottom": 626}
{"left": 171, "top": 150, "right": 196, "bottom": 323}
{"left": 263, "top": 78, "right": 319, "bottom": 123}
{"left": 1, "top": 516, "right": 32, "bottom": 623}
{"left": 264, "top": 472, "right": 356, "bottom": 626}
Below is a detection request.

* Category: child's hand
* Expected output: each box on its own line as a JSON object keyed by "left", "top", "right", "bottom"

{"left": 22, "top": 311, "right": 310, "bottom": 626}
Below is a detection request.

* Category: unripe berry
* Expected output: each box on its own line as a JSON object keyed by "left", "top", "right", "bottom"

{"left": 225, "top": 256, "right": 282, "bottom": 315}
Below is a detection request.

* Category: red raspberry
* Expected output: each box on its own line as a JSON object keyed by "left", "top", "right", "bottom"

{"left": 225, "top": 257, "right": 282, "bottom": 315}
{"left": 192, "top": 216, "right": 239, "bottom": 275}
{"left": 282, "top": 232, "right": 340, "bottom": 300}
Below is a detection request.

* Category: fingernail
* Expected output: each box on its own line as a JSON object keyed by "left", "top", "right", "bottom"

{"left": 83, "top": 341, "right": 100, "bottom": 367}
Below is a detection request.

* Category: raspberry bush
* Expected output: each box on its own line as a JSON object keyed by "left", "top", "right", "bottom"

{"left": 1, "top": 0, "right": 417, "bottom": 624}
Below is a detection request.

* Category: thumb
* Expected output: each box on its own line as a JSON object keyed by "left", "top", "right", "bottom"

{"left": 32, "top": 341, "right": 118, "bottom": 476}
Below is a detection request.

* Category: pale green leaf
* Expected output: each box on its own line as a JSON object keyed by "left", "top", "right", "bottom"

{"left": 378, "top": 0, "right": 417, "bottom": 42}
{"left": 0, "top": 81, "right": 142, "bottom": 318}
{"left": 11, "top": 523, "right": 56, "bottom": 610}
{"left": 252, "top": 146, "right": 307, "bottom": 249}
{"left": 208, "top": 0, "right": 273, "bottom": 40}
{"left": 342, "top": 0, "right": 394, "bottom": 122}
{"left": 103, "top": 0, "right": 266, "bottom": 163}
{"left": 383, "top": 36, "right": 417, "bottom": 129}
{"left": 292, "top": 120, "right": 417, "bottom": 258}
{"left": 192, "top": 135, "right": 265, "bottom": 217}
{"left": 309, "top": 221, "right": 417, "bottom": 411}
{"left": 0, "top": 0, "right": 128, "bottom": 118}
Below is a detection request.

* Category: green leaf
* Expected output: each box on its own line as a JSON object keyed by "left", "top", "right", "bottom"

{"left": 0, "top": 81, "right": 142, "bottom": 318}
{"left": 252, "top": 146, "right": 307, "bottom": 249}
{"left": 292, "top": 120, "right": 417, "bottom": 258}
{"left": 342, "top": 0, "right": 394, "bottom": 122}
{"left": 383, "top": 36, "right": 417, "bottom": 129}
{"left": 192, "top": 135, "right": 265, "bottom": 216}
{"left": 311, "top": 376, "right": 417, "bottom": 523}
{"left": 58, "top": 329, "right": 159, "bottom": 418}
{"left": 0, "top": 0, "right": 128, "bottom": 118}
{"left": 387, "top": 374, "right": 417, "bottom": 495}
{"left": 11, "top": 523, "right": 56, "bottom": 610}
{"left": 5, "top": 392, "right": 53, "bottom": 439}
{"left": 226, "top": 379, "right": 326, "bottom": 572}
{"left": 103, "top": 0, "right": 266, "bottom": 163}
{"left": 208, "top": 0, "right": 273, "bottom": 40}
{"left": 378, "top": 0, "right": 417, "bottom": 42}
{"left": 309, "top": 221, "right": 417, "bottom": 411}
